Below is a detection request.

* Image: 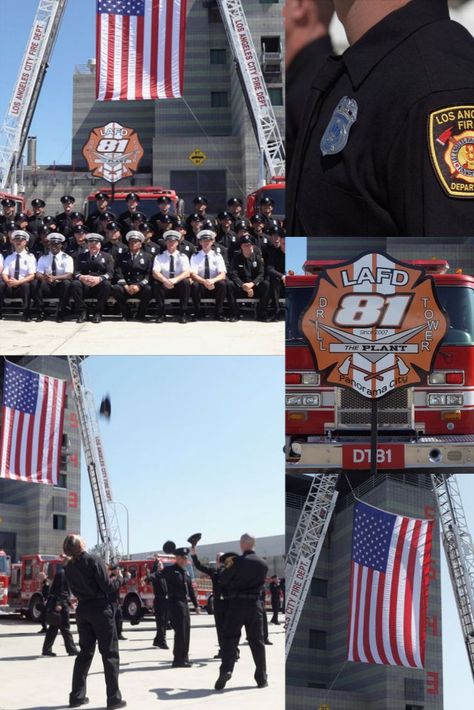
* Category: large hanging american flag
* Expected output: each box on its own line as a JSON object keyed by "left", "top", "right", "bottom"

{"left": 0, "top": 361, "right": 67, "bottom": 485}
{"left": 347, "top": 500, "right": 433, "bottom": 669}
{"left": 96, "top": 0, "right": 187, "bottom": 101}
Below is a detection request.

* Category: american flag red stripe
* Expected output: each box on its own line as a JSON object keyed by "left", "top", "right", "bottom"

{"left": 96, "top": 0, "right": 187, "bottom": 102}
{"left": 347, "top": 500, "right": 433, "bottom": 669}
{"left": 0, "top": 362, "right": 67, "bottom": 486}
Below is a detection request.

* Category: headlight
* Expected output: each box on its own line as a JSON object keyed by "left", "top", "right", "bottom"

{"left": 285, "top": 394, "right": 320, "bottom": 408}
{"left": 429, "top": 372, "right": 446, "bottom": 385}
{"left": 301, "top": 372, "right": 320, "bottom": 385}
{"left": 427, "top": 393, "right": 464, "bottom": 407}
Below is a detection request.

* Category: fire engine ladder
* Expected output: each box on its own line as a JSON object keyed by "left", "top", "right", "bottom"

{"left": 0, "top": 0, "right": 67, "bottom": 191}
{"left": 431, "top": 474, "right": 474, "bottom": 680}
{"left": 216, "top": 0, "right": 285, "bottom": 181}
{"left": 285, "top": 473, "right": 339, "bottom": 658}
{"left": 67, "top": 356, "right": 122, "bottom": 564}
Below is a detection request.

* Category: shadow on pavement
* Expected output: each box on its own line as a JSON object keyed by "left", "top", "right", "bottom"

{"left": 152, "top": 685, "right": 257, "bottom": 700}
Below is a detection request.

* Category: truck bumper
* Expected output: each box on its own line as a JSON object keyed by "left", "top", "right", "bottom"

{"left": 286, "top": 435, "right": 474, "bottom": 471}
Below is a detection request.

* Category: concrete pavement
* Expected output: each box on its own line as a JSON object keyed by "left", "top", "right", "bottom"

{"left": 0, "top": 319, "right": 284, "bottom": 356}
{"left": 0, "top": 612, "right": 284, "bottom": 710}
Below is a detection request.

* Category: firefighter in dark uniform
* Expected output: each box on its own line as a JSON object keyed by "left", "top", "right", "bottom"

{"left": 269, "top": 576, "right": 281, "bottom": 624}
{"left": 56, "top": 195, "right": 76, "bottom": 238}
{"left": 257, "top": 196, "right": 275, "bottom": 230}
{"left": 0, "top": 198, "right": 16, "bottom": 237}
{"left": 102, "top": 221, "right": 129, "bottom": 262}
{"left": 250, "top": 215, "right": 271, "bottom": 252}
{"left": 86, "top": 192, "right": 115, "bottom": 232}
{"left": 288, "top": 0, "right": 474, "bottom": 237}
{"left": 265, "top": 231, "right": 285, "bottom": 321}
{"left": 70, "top": 234, "right": 114, "bottom": 323}
{"left": 146, "top": 557, "right": 169, "bottom": 649}
{"left": 149, "top": 195, "right": 172, "bottom": 231}
{"left": 28, "top": 198, "right": 46, "bottom": 239}
{"left": 107, "top": 565, "right": 126, "bottom": 641}
{"left": 38, "top": 572, "right": 50, "bottom": 633}
{"left": 215, "top": 533, "right": 268, "bottom": 691}
{"left": 216, "top": 211, "right": 237, "bottom": 249}
{"left": 193, "top": 195, "right": 208, "bottom": 218}
{"left": 34, "top": 233, "right": 74, "bottom": 322}
{"left": 62, "top": 534, "right": 126, "bottom": 710}
{"left": 285, "top": 0, "right": 334, "bottom": 173}
{"left": 14, "top": 212, "right": 35, "bottom": 249}
{"left": 66, "top": 225, "right": 88, "bottom": 257}
{"left": 117, "top": 192, "right": 141, "bottom": 233}
{"left": 112, "top": 231, "right": 153, "bottom": 321}
{"left": 226, "top": 197, "right": 243, "bottom": 223}
{"left": 140, "top": 222, "right": 161, "bottom": 258}
{"left": 42, "top": 564, "right": 78, "bottom": 657}
{"left": 228, "top": 236, "right": 270, "bottom": 321}
{"left": 31, "top": 224, "right": 51, "bottom": 260}
{"left": 161, "top": 547, "right": 199, "bottom": 667}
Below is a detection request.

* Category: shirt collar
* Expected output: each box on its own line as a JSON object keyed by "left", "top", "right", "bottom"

{"left": 341, "top": 0, "right": 450, "bottom": 89}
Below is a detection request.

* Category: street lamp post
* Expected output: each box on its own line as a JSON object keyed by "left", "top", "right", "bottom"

{"left": 112, "top": 501, "right": 130, "bottom": 560}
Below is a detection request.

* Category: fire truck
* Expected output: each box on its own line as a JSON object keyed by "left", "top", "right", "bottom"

{"left": 246, "top": 177, "right": 285, "bottom": 222}
{"left": 0, "top": 549, "right": 11, "bottom": 606}
{"left": 2, "top": 553, "right": 64, "bottom": 621}
{"left": 83, "top": 186, "right": 180, "bottom": 222}
{"left": 0, "top": 191, "right": 25, "bottom": 214}
{"left": 286, "top": 259, "right": 474, "bottom": 471}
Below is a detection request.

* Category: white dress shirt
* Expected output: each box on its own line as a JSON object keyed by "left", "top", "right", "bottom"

{"left": 4, "top": 250, "right": 36, "bottom": 278}
{"left": 153, "top": 250, "right": 190, "bottom": 278}
{"left": 190, "top": 250, "right": 226, "bottom": 278}
{"left": 37, "top": 251, "right": 73, "bottom": 276}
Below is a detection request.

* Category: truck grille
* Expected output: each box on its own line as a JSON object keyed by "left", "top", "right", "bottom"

{"left": 336, "top": 388, "right": 413, "bottom": 430}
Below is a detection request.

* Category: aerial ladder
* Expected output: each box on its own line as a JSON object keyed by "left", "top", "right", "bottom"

{"left": 0, "top": 0, "right": 67, "bottom": 192}
{"left": 67, "top": 356, "right": 122, "bottom": 565}
{"left": 216, "top": 0, "right": 285, "bottom": 184}
{"left": 286, "top": 471, "right": 474, "bottom": 680}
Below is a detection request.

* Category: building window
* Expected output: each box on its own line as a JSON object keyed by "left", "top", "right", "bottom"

{"left": 211, "top": 91, "right": 228, "bottom": 108}
{"left": 62, "top": 433, "right": 69, "bottom": 448}
{"left": 261, "top": 36, "right": 281, "bottom": 53}
{"left": 64, "top": 393, "right": 68, "bottom": 408}
{"left": 405, "top": 679, "right": 425, "bottom": 701}
{"left": 53, "top": 514, "right": 67, "bottom": 531}
{"left": 268, "top": 87, "right": 283, "bottom": 106}
{"left": 260, "top": 0, "right": 279, "bottom": 3}
{"left": 57, "top": 474, "right": 67, "bottom": 489}
{"left": 309, "top": 629, "right": 327, "bottom": 650}
{"left": 311, "top": 578, "right": 328, "bottom": 597}
{"left": 406, "top": 706, "right": 424, "bottom": 710}
{"left": 210, "top": 49, "right": 226, "bottom": 65}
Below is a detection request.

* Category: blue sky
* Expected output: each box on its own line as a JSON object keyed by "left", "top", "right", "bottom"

{"left": 80, "top": 355, "right": 284, "bottom": 551}
{"left": 0, "top": 1, "right": 95, "bottom": 165}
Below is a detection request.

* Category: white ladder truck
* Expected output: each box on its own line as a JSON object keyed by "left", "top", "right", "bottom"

{"left": 216, "top": 0, "right": 285, "bottom": 184}
{"left": 0, "top": 0, "right": 67, "bottom": 191}
{"left": 67, "top": 356, "right": 122, "bottom": 565}
{"left": 286, "top": 472, "right": 474, "bottom": 680}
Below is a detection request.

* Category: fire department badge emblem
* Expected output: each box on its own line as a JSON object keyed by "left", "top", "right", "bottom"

{"left": 82, "top": 122, "right": 144, "bottom": 184}
{"left": 428, "top": 106, "right": 474, "bottom": 198}
{"left": 301, "top": 253, "right": 448, "bottom": 400}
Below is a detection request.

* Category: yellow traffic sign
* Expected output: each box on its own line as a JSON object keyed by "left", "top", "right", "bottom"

{"left": 188, "top": 148, "right": 207, "bottom": 166}
{"left": 318, "top": 705, "right": 330, "bottom": 710}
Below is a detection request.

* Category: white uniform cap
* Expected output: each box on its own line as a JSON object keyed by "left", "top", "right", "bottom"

{"left": 163, "top": 230, "right": 181, "bottom": 241}
{"left": 12, "top": 229, "right": 29, "bottom": 241}
{"left": 197, "top": 229, "right": 216, "bottom": 241}
{"left": 125, "top": 230, "right": 145, "bottom": 243}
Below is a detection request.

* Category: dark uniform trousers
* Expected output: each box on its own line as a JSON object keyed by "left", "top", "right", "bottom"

{"left": 34, "top": 280, "right": 72, "bottom": 315}
{"left": 227, "top": 281, "right": 270, "bottom": 319}
{"left": 270, "top": 588, "right": 280, "bottom": 624}
{"left": 42, "top": 605, "right": 77, "bottom": 654}
{"left": 220, "top": 597, "right": 266, "bottom": 682}
{"left": 70, "top": 280, "right": 112, "bottom": 315}
{"left": 152, "top": 280, "right": 190, "bottom": 316}
{"left": 213, "top": 598, "right": 227, "bottom": 652}
{"left": 191, "top": 280, "right": 226, "bottom": 316}
{"left": 112, "top": 250, "right": 153, "bottom": 319}
{"left": 168, "top": 599, "right": 191, "bottom": 664}
{"left": 153, "top": 597, "right": 168, "bottom": 645}
{"left": 71, "top": 600, "right": 121, "bottom": 707}
{"left": 0, "top": 282, "right": 34, "bottom": 316}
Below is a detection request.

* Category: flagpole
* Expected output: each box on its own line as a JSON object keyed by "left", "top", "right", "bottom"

{"left": 371, "top": 398, "right": 378, "bottom": 476}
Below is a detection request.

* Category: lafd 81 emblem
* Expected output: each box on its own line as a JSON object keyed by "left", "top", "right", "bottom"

{"left": 301, "top": 253, "right": 449, "bottom": 400}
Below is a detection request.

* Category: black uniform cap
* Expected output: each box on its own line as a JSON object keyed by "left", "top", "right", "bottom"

{"left": 4, "top": 220, "right": 16, "bottom": 231}
{"left": 174, "top": 218, "right": 185, "bottom": 229}
{"left": 227, "top": 197, "right": 242, "bottom": 207}
{"left": 38, "top": 225, "right": 51, "bottom": 236}
{"left": 140, "top": 222, "right": 154, "bottom": 232}
{"left": 15, "top": 212, "right": 28, "bottom": 221}
{"left": 239, "top": 235, "right": 253, "bottom": 245}
{"left": 131, "top": 211, "right": 146, "bottom": 221}
{"left": 31, "top": 198, "right": 45, "bottom": 208}
{"left": 43, "top": 215, "right": 57, "bottom": 225}
{"left": 73, "top": 225, "right": 87, "bottom": 234}
{"left": 106, "top": 221, "right": 120, "bottom": 231}
{"left": 163, "top": 540, "right": 176, "bottom": 554}
{"left": 259, "top": 196, "right": 274, "bottom": 206}
{"left": 220, "top": 551, "right": 239, "bottom": 565}
{"left": 95, "top": 192, "right": 109, "bottom": 201}
{"left": 157, "top": 195, "right": 171, "bottom": 205}
{"left": 217, "top": 211, "right": 232, "bottom": 220}
{"left": 268, "top": 224, "right": 284, "bottom": 236}
{"left": 250, "top": 214, "right": 266, "bottom": 225}
{"left": 201, "top": 219, "right": 216, "bottom": 231}
{"left": 60, "top": 195, "right": 75, "bottom": 204}
{"left": 71, "top": 211, "right": 85, "bottom": 220}
{"left": 1, "top": 198, "right": 15, "bottom": 208}
{"left": 187, "top": 212, "right": 202, "bottom": 224}
{"left": 187, "top": 533, "right": 202, "bottom": 547}
{"left": 193, "top": 195, "right": 208, "bottom": 205}
{"left": 174, "top": 547, "right": 190, "bottom": 558}
{"left": 235, "top": 219, "right": 250, "bottom": 232}
{"left": 126, "top": 192, "right": 140, "bottom": 201}
{"left": 99, "top": 211, "right": 114, "bottom": 221}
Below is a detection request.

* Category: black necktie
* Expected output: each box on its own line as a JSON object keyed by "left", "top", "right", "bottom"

{"left": 204, "top": 254, "right": 210, "bottom": 279}
{"left": 14, "top": 254, "right": 20, "bottom": 279}
{"left": 51, "top": 255, "right": 57, "bottom": 276}
{"left": 169, "top": 255, "right": 175, "bottom": 278}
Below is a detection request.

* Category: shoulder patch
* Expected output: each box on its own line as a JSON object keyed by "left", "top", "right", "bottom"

{"left": 428, "top": 106, "right": 474, "bottom": 198}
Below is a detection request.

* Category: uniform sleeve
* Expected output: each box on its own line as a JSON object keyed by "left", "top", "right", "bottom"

{"left": 190, "top": 254, "right": 199, "bottom": 274}
{"left": 188, "top": 579, "right": 199, "bottom": 609}
{"left": 179, "top": 253, "right": 190, "bottom": 271}
{"left": 93, "top": 556, "right": 118, "bottom": 596}
{"left": 229, "top": 254, "right": 243, "bottom": 288}
{"left": 64, "top": 254, "right": 74, "bottom": 274}
{"left": 152, "top": 255, "right": 161, "bottom": 273}
{"left": 191, "top": 553, "right": 213, "bottom": 577}
{"left": 252, "top": 257, "right": 265, "bottom": 286}
{"left": 216, "top": 254, "right": 226, "bottom": 274}
{"left": 115, "top": 255, "right": 126, "bottom": 284}
{"left": 387, "top": 90, "right": 474, "bottom": 236}
{"left": 28, "top": 255, "right": 37, "bottom": 275}
{"left": 36, "top": 256, "right": 45, "bottom": 274}
{"left": 104, "top": 254, "right": 114, "bottom": 280}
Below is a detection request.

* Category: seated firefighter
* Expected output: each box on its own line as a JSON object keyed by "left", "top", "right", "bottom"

{"left": 228, "top": 236, "right": 270, "bottom": 321}
{"left": 34, "top": 233, "right": 73, "bottom": 323}
{"left": 0, "top": 229, "right": 36, "bottom": 321}
{"left": 190, "top": 229, "right": 228, "bottom": 321}
{"left": 112, "top": 230, "right": 153, "bottom": 322}
{"left": 152, "top": 230, "right": 190, "bottom": 324}
{"left": 70, "top": 234, "right": 114, "bottom": 323}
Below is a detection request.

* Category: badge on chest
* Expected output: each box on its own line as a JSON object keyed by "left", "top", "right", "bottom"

{"left": 321, "top": 96, "right": 358, "bottom": 157}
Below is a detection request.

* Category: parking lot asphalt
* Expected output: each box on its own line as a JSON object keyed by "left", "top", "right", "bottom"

{"left": 0, "top": 612, "right": 284, "bottom": 710}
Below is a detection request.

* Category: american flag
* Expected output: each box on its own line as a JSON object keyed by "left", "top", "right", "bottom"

{"left": 96, "top": 0, "right": 187, "bottom": 101}
{"left": 0, "top": 361, "right": 67, "bottom": 485}
{"left": 347, "top": 500, "right": 433, "bottom": 669}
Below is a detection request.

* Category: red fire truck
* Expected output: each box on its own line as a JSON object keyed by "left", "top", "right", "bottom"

{"left": 84, "top": 186, "right": 180, "bottom": 221}
{"left": 117, "top": 557, "right": 214, "bottom": 622}
{"left": 4, "top": 553, "right": 64, "bottom": 621}
{"left": 0, "top": 549, "right": 11, "bottom": 606}
{"left": 246, "top": 178, "right": 285, "bottom": 222}
{"left": 286, "top": 259, "right": 474, "bottom": 471}
{"left": 0, "top": 191, "right": 25, "bottom": 215}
